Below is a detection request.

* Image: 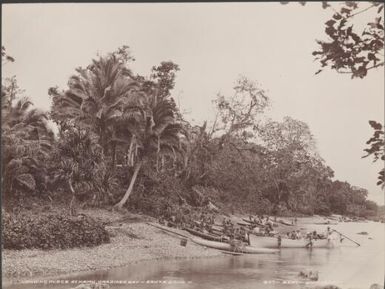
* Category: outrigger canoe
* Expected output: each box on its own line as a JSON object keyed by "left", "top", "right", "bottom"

{"left": 249, "top": 234, "right": 338, "bottom": 249}
{"left": 191, "top": 237, "right": 278, "bottom": 254}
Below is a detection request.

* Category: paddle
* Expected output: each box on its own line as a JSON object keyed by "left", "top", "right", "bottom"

{"left": 331, "top": 229, "right": 360, "bottom": 247}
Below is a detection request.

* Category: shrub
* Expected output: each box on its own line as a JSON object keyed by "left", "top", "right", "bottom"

{"left": 2, "top": 211, "right": 110, "bottom": 250}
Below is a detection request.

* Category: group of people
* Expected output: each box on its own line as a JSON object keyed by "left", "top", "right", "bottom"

{"left": 159, "top": 210, "right": 333, "bottom": 247}
{"left": 194, "top": 212, "right": 216, "bottom": 232}
{"left": 247, "top": 215, "right": 275, "bottom": 236}
{"left": 286, "top": 230, "right": 302, "bottom": 240}
{"left": 285, "top": 229, "right": 329, "bottom": 241}
{"left": 222, "top": 219, "right": 249, "bottom": 243}
{"left": 248, "top": 215, "right": 274, "bottom": 226}
{"left": 159, "top": 207, "right": 217, "bottom": 232}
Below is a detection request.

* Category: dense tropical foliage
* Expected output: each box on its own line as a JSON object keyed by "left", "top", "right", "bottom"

{"left": 1, "top": 45, "right": 381, "bottom": 224}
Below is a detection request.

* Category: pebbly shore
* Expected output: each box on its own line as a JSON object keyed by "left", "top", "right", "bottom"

{"left": 2, "top": 210, "right": 223, "bottom": 284}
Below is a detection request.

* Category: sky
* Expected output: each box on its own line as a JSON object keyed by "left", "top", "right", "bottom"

{"left": 2, "top": 2, "right": 384, "bottom": 204}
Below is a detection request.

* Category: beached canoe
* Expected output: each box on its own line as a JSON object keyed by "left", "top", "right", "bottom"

{"left": 249, "top": 234, "right": 338, "bottom": 248}
{"left": 220, "top": 250, "right": 243, "bottom": 256}
{"left": 184, "top": 227, "right": 227, "bottom": 242}
{"left": 314, "top": 222, "right": 338, "bottom": 225}
{"left": 278, "top": 220, "right": 294, "bottom": 226}
{"left": 191, "top": 237, "right": 278, "bottom": 254}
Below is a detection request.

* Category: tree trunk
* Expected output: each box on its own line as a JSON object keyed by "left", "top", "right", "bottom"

{"left": 111, "top": 142, "right": 116, "bottom": 170}
{"left": 114, "top": 161, "right": 142, "bottom": 209}
{"left": 127, "top": 137, "right": 135, "bottom": 167}
{"left": 68, "top": 178, "right": 77, "bottom": 216}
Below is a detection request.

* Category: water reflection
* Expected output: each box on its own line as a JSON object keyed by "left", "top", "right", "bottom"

{"left": 4, "top": 222, "right": 384, "bottom": 289}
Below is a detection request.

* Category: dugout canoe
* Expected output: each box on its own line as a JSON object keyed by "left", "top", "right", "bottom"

{"left": 278, "top": 220, "right": 294, "bottom": 226}
{"left": 220, "top": 250, "right": 243, "bottom": 256}
{"left": 249, "top": 234, "right": 338, "bottom": 249}
{"left": 191, "top": 237, "right": 278, "bottom": 254}
{"left": 184, "top": 227, "right": 227, "bottom": 242}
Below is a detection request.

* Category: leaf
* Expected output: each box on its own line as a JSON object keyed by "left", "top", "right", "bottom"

{"left": 315, "top": 69, "right": 323, "bottom": 75}
{"left": 333, "top": 13, "right": 342, "bottom": 20}
{"left": 346, "top": 26, "right": 353, "bottom": 35}
{"left": 368, "top": 53, "right": 376, "bottom": 61}
{"left": 325, "top": 19, "right": 336, "bottom": 27}
{"left": 312, "top": 51, "right": 323, "bottom": 56}
{"left": 378, "top": 5, "right": 383, "bottom": 14}
{"left": 369, "top": 120, "right": 383, "bottom": 130}
{"left": 345, "top": 1, "right": 358, "bottom": 9}
{"left": 350, "top": 33, "right": 361, "bottom": 43}
{"left": 322, "top": 1, "right": 330, "bottom": 9}
{"left": 16, "top": 173, "right": 36, "bottom": 191}
{"left": 340, "top": 7, "right": 351, "bottom": 15}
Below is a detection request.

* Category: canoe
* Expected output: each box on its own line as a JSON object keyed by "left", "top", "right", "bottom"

{"left": 184, "top": 227, "right": 227, "bottom": 242}
{"left": 278, "top": 220, "right": 294, "bottom": 226}
{"left": 314, "top": 222, "right": 338, "bottom": 225}
{"left": 249, "top": 234, "right": 338, "bottom": 249}
{"left": 238, "top": 222, "right": 251, "bottom": 227}
{"left": 220, "top": 250, "right": 243, "bottom": 256}
{"left": 191, "top": 237, "right": 278, "bottom": 254}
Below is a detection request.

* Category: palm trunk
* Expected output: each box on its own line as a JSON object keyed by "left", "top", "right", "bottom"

{"left": 127, "top": 137, "right": 134, "bottom": 166}
{"left": 114, "top": 161, "right": 142, "bottom": 209}
{"left": 68, "top": 177, "right": 76, "bottom": 216}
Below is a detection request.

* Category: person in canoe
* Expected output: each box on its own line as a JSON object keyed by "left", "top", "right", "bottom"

{"left": 239, "top": 226, "right": 248, "bottom": 242}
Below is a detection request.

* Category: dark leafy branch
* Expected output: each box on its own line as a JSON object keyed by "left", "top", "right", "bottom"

{"left": 362, "top": 121, "right": 385, "bottom": 187}
{"left": 312, "top": 2, "right": 384, "bottom": 78}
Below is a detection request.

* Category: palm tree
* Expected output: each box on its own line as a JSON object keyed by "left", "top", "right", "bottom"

{"left": 50, "top": 51, "right": 186, "bottom": 209}
{"left": 113, "top": 97, "right": 185, "bottom": 209}
{"left": 50, "top": 54, "right": 142, "bottom": 160}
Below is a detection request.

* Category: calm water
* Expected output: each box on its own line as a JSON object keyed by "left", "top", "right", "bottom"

{"left": 4, "top": 221, "right": 384, "bottom": 289}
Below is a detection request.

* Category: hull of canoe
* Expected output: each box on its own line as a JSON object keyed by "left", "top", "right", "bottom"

{"left": 249, "top": 234, "right": 337, "bottom": 249}
{"left": 184, "top": 228, "right": 225, "bottom": 242}
{"left": 191, "top": 237, "right": 278, "bottom": 254}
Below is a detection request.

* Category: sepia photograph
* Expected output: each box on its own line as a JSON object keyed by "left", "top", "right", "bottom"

{"left": 1, "top": 1, "right": 384, "bottom": 289}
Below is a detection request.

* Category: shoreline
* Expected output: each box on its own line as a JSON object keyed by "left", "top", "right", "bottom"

{"left": 2, "top": 210, "right": 379, "bottom": 286}
{"left": 2, "top": 221, "right": 223, "bottom": 285}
